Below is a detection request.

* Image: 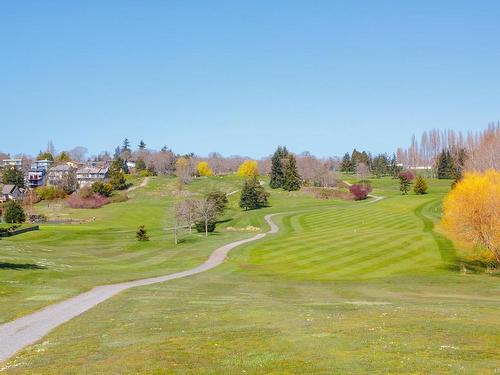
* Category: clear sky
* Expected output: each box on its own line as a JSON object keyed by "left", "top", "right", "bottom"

{"left": 1, "top": 1, "right": 499, "bottom": 158}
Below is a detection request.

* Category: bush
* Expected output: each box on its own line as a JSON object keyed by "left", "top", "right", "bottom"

{"left": 91, "top": 181, "right": 113, "bottom": 197}
{"left": 136, "top": 225, "right": 149, "bottom": 241}
{"left": 413, "top": 176, "right": 428, "bottom": 194}
{"left": 195, "top": 220, "right": 216, "bottom": 233}
{"left": 349, "top": 182, "right": 372, "bottom": 200}
{"left": 36, "top": 186, "right": 67, "bottom": 201}
{"left": 66, "top": 192, "right": 110, "bottom": 209}
{"left": 3, "top": 200, "right": 26, "bottom": 223}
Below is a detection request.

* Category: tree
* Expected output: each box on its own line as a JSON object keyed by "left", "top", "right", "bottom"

{"left": 197, "top": 161, "right": 214, "bottom": 177}
{"left": 194, "top": 198, "right": 217, "bottom": 236}
{"left": 136, "top": 158, "right": 147, "bottom": 171}
{"left": 399, "top": 171, "right": 414, "bottom": 195}
{"left": 206, "top": 191, "right": 228, "bottom": 215}
{"left": 269, "top": 146, "right": 288, "bottom": 189}
{"left": 176, "top": 157, "right": 194, "bottom": 184}
{"left": 37, "top": 151, "right": 54, "bottom": 161}
{"left": 237, "top": 160, "right": 259, "bottom": 177}
{"left": 91, "top": 181, "right": 113, "bottom": 197}
{"left": 413, "top": 176, "right": 428, "bottom": 195}
{"left": 340, "top": 152, "right": 353, "bottom": 173}
{"left": 442, "top": 170, "right": 500, "bottom": 264}
{"left": 69, "top": 146, "right": 88, "bottom": 162}
{"left": 282, "top": 154, "right": 301, "bottom": 191}
{"left": 136, "top": 225, "right": 149, "bottom": 241}
{"left": 109, "top": 158, "right": 128, "bottom": 190}
{"left": 436, "top": 149, "right": 454, "bottom": 179}
{"left": 138, "top": 140, "right": 146, "bottom": 150}
{"left": 239, "top": 177, "right": 269, "bottom": 210}
{"left": 56, "top": 151, "right": 71, "bottom": 162}
{"left": 175, "top": 199, "right": 197, "bottom": 235}
{"left": 122, "top": 138, "right": 131, "bottom": 152}
{"left": 2, "top": 167, "right": 25, "bottom": 188}
{"left": 372, "top": 154, "right": 388, "bottom": 177}
{"left": 356, "top": 162, "right": 370, "bottom": 178}
{"left": 3, "top": 200, "right": 26, "bottom": 223}
{"left": 57, "top": 171, "right": 78, "bottom": 194}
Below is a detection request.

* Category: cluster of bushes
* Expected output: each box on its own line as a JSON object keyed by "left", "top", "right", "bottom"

{"left": 67, "top": 187, "right": 110, "bottom": 209}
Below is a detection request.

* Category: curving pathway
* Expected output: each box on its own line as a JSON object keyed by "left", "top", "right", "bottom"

{"left": 127, "top": 176, "right": 150, "bottom": 192}
{"left": 0, "top": 214, "right": 279, "bottom": 363}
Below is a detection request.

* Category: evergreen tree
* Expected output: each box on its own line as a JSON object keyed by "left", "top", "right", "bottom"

{"left": 138, "top": 140, "right": 146, "bottom": 150}
{"left": 109, "top": 158, "right": 128, "bottom": 190}
{"left": 239, "top": 177, "right": 269, "bottom": 210}
{"left": 282, "top": 154, "right": 301, "bottom": 191}
{"left": 436, "top": 149, "right": 454, "bottom": 179}
{"left": 269, "top": 146, "right": 288, "bottom": 189}
{"left": 413, "top": 176, "right": 428, "bottom": 194}
{"left": 3, "top": 200, "right": 26, "bottom": 223}
{"left": 114, "top": 146, "right": 121, "bottom": 159}
{"left": 122, "top": 138, "right": 130, "bottom": 152}
{"left": 2, "top": 167, "right": 25, "bottom": 188}
{"left": 340, "top": 152, "right": 352, "bottom": 172}
{"left": 37, "top": 151, "right": 54, "bottom": 161}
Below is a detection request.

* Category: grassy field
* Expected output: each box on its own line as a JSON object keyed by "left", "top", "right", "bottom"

{"left": 1, "top": 175, "right": 499, "bottom": 373}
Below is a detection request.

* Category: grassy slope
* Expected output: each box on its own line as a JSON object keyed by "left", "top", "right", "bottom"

{"left": 0, "top": 175, "right": 277, "bottom": 323}
{"left": 2, "top": 176, "right": 499, "bottom": 374}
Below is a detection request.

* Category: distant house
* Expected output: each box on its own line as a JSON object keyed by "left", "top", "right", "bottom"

{"left": 2, "top": 159, "right": 23, "bottom": 169}
{"left": 27, "top": 169, "right": 47, "bottom": 188}
{"left": 26, "top": 159, "right": 54, "bottom": 188}
{"left": 76, "top": 167, "right": 109, "bottom": 187}
{"left": 48, "top": 164, "right": 75, "bottom": 186}
{"left": 0, "top": 185, "right": 24, "bottom": 202}
{"left": 32, "top": 159, "right": 53, "bottom": 171}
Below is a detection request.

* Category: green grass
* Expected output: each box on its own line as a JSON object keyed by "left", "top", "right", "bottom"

{"left": 1, "top": 175, "right": 499, "bottom": 374}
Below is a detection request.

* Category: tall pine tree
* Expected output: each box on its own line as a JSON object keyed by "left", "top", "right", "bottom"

{"left": 340, "top": 152, "right": 352, "bottom": 172}
{"left": 282, "top": 154, "right": 301, "bottom": 191}
{"left": 269, "top": 146, "right": 289, "bottom": 189}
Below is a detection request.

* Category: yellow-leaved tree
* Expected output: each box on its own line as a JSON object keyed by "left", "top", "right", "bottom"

{"left": 441, "top": 169, "right": 500, "bottom": 264}
{"left": 237, "top": 160, "right": 259, "bottom": 177}
{"left": 197, "top": 161, "right": 213, "bottom": 177}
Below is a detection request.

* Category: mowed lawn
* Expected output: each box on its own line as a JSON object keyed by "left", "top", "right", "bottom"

{"left": 1, "top": 176, "right": 499, "bottom": 373}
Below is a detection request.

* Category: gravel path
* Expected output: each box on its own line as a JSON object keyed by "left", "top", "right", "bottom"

{"left": 126, "top": 176, "right": 150, "bottom": 192}
{"left": 0, "top": 214, "right": 279, "bottom": 363}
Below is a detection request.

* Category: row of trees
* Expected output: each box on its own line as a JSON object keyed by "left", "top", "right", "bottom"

{"left": 340, "top": 150, "right": 401, "bottom": 178}
{"left": 397, "top": 123, "right": 499, "bottom": 174}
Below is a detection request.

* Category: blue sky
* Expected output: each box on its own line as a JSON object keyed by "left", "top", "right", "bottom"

{"left": 1, "top": 1, "right": 499, "bottom": 158}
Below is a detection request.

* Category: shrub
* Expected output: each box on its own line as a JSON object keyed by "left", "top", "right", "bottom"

{"left": 399, "top": 171, "right": 415, "bottom": 195}
{"left": 413, "top": 176, "right": 428, "bottom": 194}
{"left": 349, "top": 182, "right": 372, "bottom": 200}
{"left": 136, "top": 225, "right": 149, "bottom": 241}
{"left": 197, "top": 161, "right": 214, "bottom": 177}
{"left": 3, "top": 200, "right": 26, "bottom": 223}
{"left": 237, "top": 160, "right": 259, "bottom": 177}
{"left": 195, "top": 220, "right": 216, "bottom": 233}
{"left": 66, "top": 192, "right": 110, "bottom": 209}
{"left": 91, "top": 181, "right": 113, "bottom": 197}
{"left": 36, "top": 186, "right": 67, "bottom": 201}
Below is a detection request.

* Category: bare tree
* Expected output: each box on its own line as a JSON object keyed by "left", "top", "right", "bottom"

{"left": 69, "top": 146, "right": 88, "bottom": 162}
{"left": 194, "top": 198, "right": 217, "bottom": 237}
{"left": 356, "top": 162, "right": 370, "bottom": 178}
{"left": 175, "top": 199, "right": 197, "bottom": 234}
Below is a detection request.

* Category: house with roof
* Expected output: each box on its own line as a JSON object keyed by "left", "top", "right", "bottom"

{"left": 0, "top": 185, "right": 24, "bottom": 203}
{"left": 48, "top": 164, "right": 76, "bottom": 186}
{"left": 2, "top": 159, "right": 23, "bottom": 169}
{"left": 76, "top": 166, "right": 109, "bottom": 187}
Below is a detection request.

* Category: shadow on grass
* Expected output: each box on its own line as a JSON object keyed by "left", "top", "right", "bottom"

{"left": 0, "top": 262, "right": 46, "bottom": 270}
{"left": 414, "top": 199, "right": 458, "bottom": 269}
